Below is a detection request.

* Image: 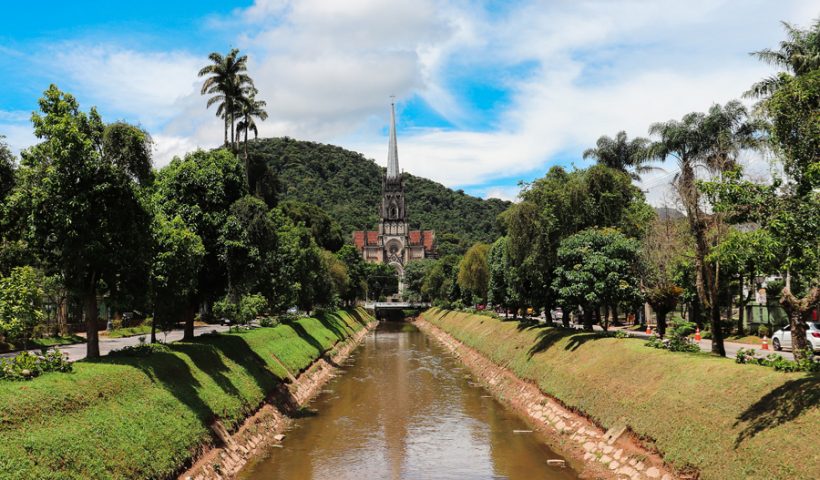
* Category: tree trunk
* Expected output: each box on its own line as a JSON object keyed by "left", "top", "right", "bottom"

{"left": 737, "top": 276, "right": 745, "bottom": 336}
{"left": 83, "top": 290, "right": 100, "bottom": 359}
{"left": 781, "top": 284, "right": 819, "bottom": 361}
{"left": 583, "top": 307, "right": 593, "bottom": 331}
{"left": 183, "top": 301, "right": 195, "bottom": 341}
{"left": 244, "top": 126, "right": 250, "bottom": 188}
{"left": 657, "top": 310, "right": 668, "bottom": 338}
{"left": 150, "top": 315, "right": 157, "bottom": 343}
{"left": 224, "top": 116, "right": 229, "bottom": 147}
{"left": 230, "top": 110, "right": 235, "bottom": 151}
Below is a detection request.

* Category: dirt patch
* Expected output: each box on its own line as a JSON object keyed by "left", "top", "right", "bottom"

{"left": 415, "top": 318, "right": 677, "bottom": 480}
{"left": 179, "top": 321, "right": 377, "bottom": 480}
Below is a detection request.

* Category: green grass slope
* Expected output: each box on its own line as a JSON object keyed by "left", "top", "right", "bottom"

{"left": 0, "top": 308, "right": 373, "bottom": 480}
{"left": 421, "top": 308, "right": 819, "bottom": 480}
{"left": 246, "top": 137, "right": 510, "bottom": 245}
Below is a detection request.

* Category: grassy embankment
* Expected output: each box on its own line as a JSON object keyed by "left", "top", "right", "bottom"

{"left": 421, "top": 308, "right": 819, "bottom": 480}
{"left": 0, "top": 308, "right": 373, "bottom": 480}
{"left": 0, "top": 334, "right": 86, "bottom": 353}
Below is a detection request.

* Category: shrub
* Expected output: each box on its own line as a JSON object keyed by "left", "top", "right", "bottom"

{"left": 614, "top": 330, "right": 629, "bottom": 339}
{"left": 259, "top": 316, "right": 277, "bottom": 328}
{"left": 277, "top": 312, "right": 301, "bottom": 324}
{"left": 108, "top": 341, "right": 170, "bottom": 358}
{"left": 757, "top": 325, "right": 770, "bottom": 338}
{"left": 735, "top": 347, "right": 818, "bottom": 372}
{"left": 645, "top": 321, "right": 700, "bottom": 353}
{"left": 0, "top": 349, "right": 72, "bottom": 380}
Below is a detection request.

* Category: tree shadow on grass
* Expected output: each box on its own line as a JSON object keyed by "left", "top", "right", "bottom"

{"left": 346, "top": 308, "right": 372, "bottom": 328}
{"left": 288, "top": 321, "right": 328, "bottom": 357}
{"left": 203, "top": 334, "right": 282, "bottom": 393}
{"left": 101, "top": 352, "right": 217, "bottom": 426}
{"left": 733, "top": 375, "right": 820, "bottom": 448}
{"left": 527, "top": 328, "right": 608, "bottom": 358}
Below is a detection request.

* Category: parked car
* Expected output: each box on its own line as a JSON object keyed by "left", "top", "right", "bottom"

{"left": 771, "top": 323, "right": 820, "bottom": 352}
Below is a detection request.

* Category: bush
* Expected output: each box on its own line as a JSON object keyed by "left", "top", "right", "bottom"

{"left": 0, "top": 349, "right": 72, "bottom": 381}
{"left": 277, "top": 312, "right": 301, "bottom": 324}
{"left": 614, "top": 330, "right": 629, "bottom": 339}
{"left": 645, "top": 321, "right": 700, "bottom": 353}
{"left": 259, "top": 316, "right": 277, "bottom": 328}
{"left": 735, "top": 347, "right": 819, "bottom": 372}
{"left": 757, "top": 325, "right": 770, "bottom": 338}
{"left": 108, "top": 340, "right": 170, "bottom": 358}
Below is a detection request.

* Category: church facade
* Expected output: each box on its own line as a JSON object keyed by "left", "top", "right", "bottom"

{"left": 352, "top": 102, "right": 435, "bottom": 277}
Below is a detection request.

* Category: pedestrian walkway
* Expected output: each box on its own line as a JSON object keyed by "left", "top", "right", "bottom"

{"left": 1, "top": 325, "right": 231, "bottom": 362}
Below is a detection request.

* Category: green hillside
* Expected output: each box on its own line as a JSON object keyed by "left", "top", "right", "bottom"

{"left": 246, "top": 137, "right": 511, "bottom": 246}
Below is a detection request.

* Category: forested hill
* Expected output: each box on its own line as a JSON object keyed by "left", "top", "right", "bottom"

{"left": 246, "top": 137, "right": 511, "bottom": 246}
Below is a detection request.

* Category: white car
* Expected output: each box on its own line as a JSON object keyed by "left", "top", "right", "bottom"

{"left": 771, "top": 322, "right": 820, "bottom": 352}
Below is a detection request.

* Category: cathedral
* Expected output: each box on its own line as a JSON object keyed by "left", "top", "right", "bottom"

{"left": 352, "top": 102, "right": 436, "bottom": 279}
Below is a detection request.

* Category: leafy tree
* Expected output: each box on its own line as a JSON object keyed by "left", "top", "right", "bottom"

{"left": 221, "top": 195, "right": 277, "bottom": 300}
{"left": 746, "top": 20, "right": 820, "bottom": 99}
{"left": 642, "top": 213, "right": 689, "bottom": 336}
{"left": 457, "top": 243, "right": 490, "bottom": 304}
{"left": 649, "top": 100, "right": 762, "bottom": 355}
{"left": 276, "top": 217, "right": 331, "bottom": 313}
{"left": 403, "top": 259, "right": 434, "bottom": 302}
{"left": 15, "top": 86, "right": 153, "bottom": 358}
{"left": 707, "top": 37, "right": 820, "bottom": 358}
{"left": 154, "top": 148, "right": 247, "bottom": 327}
{"left": 553, "top": 228, "right": 642, "bottom": 331}
{"left": 102, "top": 122, "right": 154, "bottom": 185}
{"left": 149, "top": 215, "right": 205, "bottom": 342}
{"left": 321, "top": 249, "right": 349, "bottom": 305}
{"left": 198, "top": 48, "right": 254, "bottom": 149}
{"left": 365, "top": 262, "right": 399, "bottom": 301}
{"left": 0, "top": 266, "right": 45, "bottom": 349}
{"left": 0, "top": 136, "right": 14, "bottom": 203}
{"left": 487, "top": 237, "right": 509, "bottom": 309}
{"left": 421, "top": 256, "right": 459, "bottom": 304}
{"left": 336, "top": 244, "right": 367, "bottom": 305}
{"left": 278, "top": 200, "right": 344, "bottom": 251}
{"left": 583, "top": 131, "right": 653, "bottom": 180}
{"left": 235, "top": 88, "right": 268, "bottom": 183}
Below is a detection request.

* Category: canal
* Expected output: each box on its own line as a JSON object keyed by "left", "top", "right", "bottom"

{"left": 238, "top": 321, "right": 578, "bottom": 480}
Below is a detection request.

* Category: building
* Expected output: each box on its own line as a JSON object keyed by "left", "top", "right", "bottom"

{"left": 352, "top": 102, "right": 435, "bottom": 281}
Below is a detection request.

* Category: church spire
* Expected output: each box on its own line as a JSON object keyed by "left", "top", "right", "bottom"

{"left": 386, "top": 100, "right": 400, "bottom": 180}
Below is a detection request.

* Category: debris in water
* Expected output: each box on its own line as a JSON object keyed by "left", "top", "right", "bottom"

{"left": 513, "top": 430, "right": 533, "bottom": 433}
{"left": 481, "top": 395, "right": 492, "bottom": 398}
{"left": 273, "top": 434, "right": 285, "bottom": 442}
{"left": 546, "top": 459, "right": 566, "bottom": 468}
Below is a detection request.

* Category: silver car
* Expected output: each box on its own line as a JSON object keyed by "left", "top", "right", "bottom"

{"left": 771, "top": 322, "right": 820, "bottom": 352}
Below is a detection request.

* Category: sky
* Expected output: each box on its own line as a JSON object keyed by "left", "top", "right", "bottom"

{"left": 1, "top": 0, "right": 818, "bottom": 205}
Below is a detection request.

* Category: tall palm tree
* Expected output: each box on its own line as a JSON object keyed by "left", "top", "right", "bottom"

{"left": 198, "top": 49, "right": 254, "bottom": 149}
{"left": 648, "top": 100, "right": 762, "bottom": 357}
{"left": 745, "top": 20, "right": 820, "bottom": 99}
{"left": 235, "top": 89, "right": 268, "bottom": 185}
{"left": 582, "top": 131, "right": 652, "bottom": 181}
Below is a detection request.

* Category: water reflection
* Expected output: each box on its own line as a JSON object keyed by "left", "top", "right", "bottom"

{"left": 239, "top": 322, "right": 577, "bottom": 480}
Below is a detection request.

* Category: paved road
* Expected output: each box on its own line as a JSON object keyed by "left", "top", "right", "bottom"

{"left": 1, "top": 325, "right": 231, "bottom": 362}
{"left": 619, "top": 328, "right": 797, "bottom": 360}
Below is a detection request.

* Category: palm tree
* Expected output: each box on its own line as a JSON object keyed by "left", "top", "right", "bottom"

{"left": 198, "top": 49, "right": 254, "bottom": 149}
{"left": 745, "top": 20, "right": 820, "bottom": 99}
{"left": 235, "top": 89, "right": 268, "bottom": 185}
{"left": 648, "top": 100, "right": 762, "bottom": 356}
{"left": 582, "top": 131, "right": 652, "bottom": 181}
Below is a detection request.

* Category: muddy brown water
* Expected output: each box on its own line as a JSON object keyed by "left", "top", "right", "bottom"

{"left": 238, "top": 322, "right": 578, "bottom": 480}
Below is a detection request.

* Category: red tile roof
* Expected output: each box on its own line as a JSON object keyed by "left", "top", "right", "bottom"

{"left": 422, "top": 230, "right": 435, "bottom": 251}
{"left": 366, "top": 231, "right": 379, "bottom": 245}
{"left": 352, "top": 231, "right": 365, "bottom": 250}
{"left": 408, "top": 230, "right": 421, "bottom": 245}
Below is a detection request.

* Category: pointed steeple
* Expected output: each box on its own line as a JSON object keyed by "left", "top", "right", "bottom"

{"left": 386, "top": 101, "right": 400, "bottom": 180}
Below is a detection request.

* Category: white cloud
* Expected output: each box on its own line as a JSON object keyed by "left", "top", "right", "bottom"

{"left": 44, "top": 45, "right": 202, "bottom": 129}
{"left": 6, "top": 0, "right": 819, "bottom": 198}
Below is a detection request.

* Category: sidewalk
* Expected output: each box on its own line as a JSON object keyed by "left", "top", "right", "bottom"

{"left": 0, "top": 325, "right": 231, "bottom": 362}
{"left": 612, "top": 327, "right": 797, "bottom": 360}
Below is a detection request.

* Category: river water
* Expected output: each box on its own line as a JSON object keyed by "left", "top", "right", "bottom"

{"left": 238, "top": 322, "right": 578, "bottom": 480}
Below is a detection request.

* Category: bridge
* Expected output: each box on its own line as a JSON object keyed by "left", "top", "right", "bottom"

{"left": 364, "top": 301, "right": 431, "bottom": 320}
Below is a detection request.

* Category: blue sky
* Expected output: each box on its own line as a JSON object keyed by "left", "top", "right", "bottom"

{"left": 1, "top": 1, "right": 818, "bottom": 204}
